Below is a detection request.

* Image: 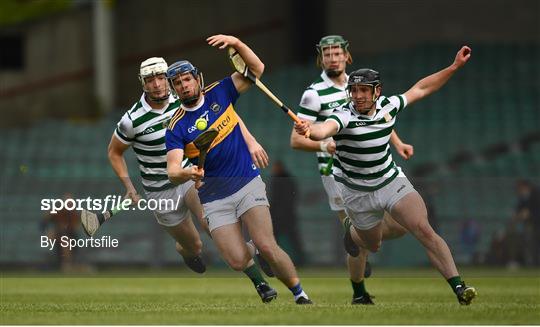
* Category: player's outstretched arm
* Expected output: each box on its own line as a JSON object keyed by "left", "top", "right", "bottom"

{"left": 404, "top": 46, "right": 471, "bottom": 106}
{"left": 290, "top": 126, "right": 336, "bottom": 154}
{"left": 108, "top": 134, "right": 140, "bottom": 203}
{"left": 167, "top": 149, "right": 203, "bottom": 185}
{"left": 294, "top": 119, "right": 338, "bottom": 141}
{"left": 290, "top": 88, "right": 334, "bottom": 153}
{"left": 236, "top": 113, "right": 269, "bottom": 168}
{"left": 390, "top": 130, "right": 414, "bottom": 160}
{"left": 207, "top": 34, "right": 264, "bottom": 93}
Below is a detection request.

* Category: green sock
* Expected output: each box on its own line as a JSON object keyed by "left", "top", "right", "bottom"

{"left": 447, "top": 276, "right": 463, "bottom": 293}
{"left": 351, "top": 279, "right": 367, "bottom": 298}
{"left": 243, "top": 264, "right": 266, "bottom": 287}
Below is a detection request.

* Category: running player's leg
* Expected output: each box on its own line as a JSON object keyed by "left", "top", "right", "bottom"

{"left": 326, "top": 179, "right": 374, "bottom": 303}
{"left": 242, "top": 205, "right": 311, "bottom": 304}
{"left": 351, "top": 223, "right": 384, "bottom": 254}
{"left": 346, "top": 213, "right": 405, "bottom": 302}
{"left": 155, "top": 207, "right": 206, "bottom": 274}
{"left": 204, "top": 183, "right": 278, "bottom": 303}
{"left": 341, "top": 216, "right": 385, "bottom": 305}
{"left": 381, "top": 212, "right": 408, "bottom": 239}
{"left": 349, "top": 212, "right": 407, "bottom": 246}
{"left": 159, "top": 201, "right": 207, "bottom": 274}
{"left": 165, "top": 216, "right": 202, "bottom": 257}
{"left": 347, "top": 250, "right": 374, "bottom": 304}
{"left": 150, "top": 183, "right": 206, "bottom": 273}
{"left": 242, "top": 206, "right": 296, "bottom": 282}
{"left": 246, "top": 239, "right": 275, "bottom": 277}
{"left": 211, "top": 221, "right": 277, "bottom": 303}
{"left": 340, "top": 210, "right": 358, "bottom": 256}
{"left": 324, "top": 177, "right": 357, "bottom": 254}
{"left": 390, "top": 191, "right": 477, "bottom": 304}
{"left": 184, "top": 185, "right": 210, "bottom": 235}
{"left": 211, "top": 222, "right": 252, "bottom": 271}
{"left": 330, "top": 179, "right": 372, "bottom": 277}
{"left": 184, "top": 184, "right": 270, "bottom": 275}
{"left": 391, "top": 192, "right": 457, "bottom": 276}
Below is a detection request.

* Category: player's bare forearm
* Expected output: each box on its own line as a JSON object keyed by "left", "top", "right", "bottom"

{"left": 109, "top": 154, "right": 136, "bottom": 192}
{"left": 235, "top": 39, "right": 264, "bottom": 78}
{"left": 295, "top": 120, "right": 337, "bottom": 141}
{"left": 227, "top": 37, "right": 264, "bottom": 78}
{"left": 207, "top": 34, "right": 264, "bottom": 77}
{"left": 290, "top": 128, "right": 326, "bottom": 152}
{"left": 308, "top": 120, "right": 338, "bottom": 141}
{"left": 237, "top": 113, "right": 256, "bottom": 144}
{"left": 389, "top": 130, "right": 403, "bottom": 147}
{"left": 167, "top": 149, "right": 203, "bottom": 185}
{"left": 405, "top": 66, "right": 458, "bottom": 103}
{"left": 167, "top": 166, "right": 192, "bottom": 185}
{"left": 390, "top": 130, "right": 414, "bottom": 160}
{"left": 404, "top": 46, "right": 471, "bottom": 105}
{"left": 108, "top": 136, "right": 137, "bottom": 193}
{"left": 237, "top": 113, "right": 269, "bottom": 168}
{"left": 167, "top": 150, "right": 187, "bottom": 185}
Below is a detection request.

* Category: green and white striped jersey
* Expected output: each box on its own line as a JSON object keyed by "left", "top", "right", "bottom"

{"left": 327, "top": 94, "right": 408, "bottom": 192}
{"left": 114, "top": 94, "right": 189, "bottom": 192}
{"left": 297, "top": 71, "right": 348, "bottom": 175}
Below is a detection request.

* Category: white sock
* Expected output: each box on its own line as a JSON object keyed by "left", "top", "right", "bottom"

{"left": 294, "top": 290, "right": 308, "bottom": 301}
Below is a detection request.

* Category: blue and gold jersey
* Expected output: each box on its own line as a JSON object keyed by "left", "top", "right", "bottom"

{"left": 165, "top": 77, "right": 259, "bottom": 203}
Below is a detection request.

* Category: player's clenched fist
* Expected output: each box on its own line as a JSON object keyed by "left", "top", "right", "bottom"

{"left": 294, "top": 120, "right": 311, "bottom": 137}
{"left": 187, "top": 165, "right": 204, "bottom": 181}
{"left": 453, "top": 46, "right": 471, "bottom": 68}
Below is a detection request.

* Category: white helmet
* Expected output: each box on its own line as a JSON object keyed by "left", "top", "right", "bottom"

{"left": 138, "top": 57, "right": 170, "bottom": 102}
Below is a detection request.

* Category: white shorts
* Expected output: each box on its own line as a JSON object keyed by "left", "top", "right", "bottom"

{"left": 338, "top": 176, "right": 416, "bottom": 230}
{"left": 144, "top": 181, "right": 195, "bottom": 227}
{"left": 203, "top": 177, "right": 269, "bottom": 232}
{"left": 321, "top": 175, "right": 345, "bottom": 211}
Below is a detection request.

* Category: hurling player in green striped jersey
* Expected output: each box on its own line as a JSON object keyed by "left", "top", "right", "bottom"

{"left": 107, "top": 57, "right": 271, "bottom": 276}
{"left": 108, "top": 57, "right": 207, "bottom": 273}
{"left": 295, "top": 46, "right": 477, "bottom": 305}
{"left": 290, "top": 35, "right": 409, "bottom": 304}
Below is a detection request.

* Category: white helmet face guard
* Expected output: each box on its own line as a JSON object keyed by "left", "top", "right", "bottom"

{"left": 139, "top": 57, "right": 170, "bottom": 102}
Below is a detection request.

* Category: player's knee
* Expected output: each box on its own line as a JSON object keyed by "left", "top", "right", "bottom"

{"left": 257, "top": 243, "right": 279, "bottom": 263}
{"left": 227, "top": 256, "right": 250, "bottom": 271}
{"left": 357, "top": 247, "right": 370, "bottom": 258}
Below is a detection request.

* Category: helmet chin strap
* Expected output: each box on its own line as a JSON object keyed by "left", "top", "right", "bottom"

{"left": 372, "top": 87, "right": 379, "bottom": 103}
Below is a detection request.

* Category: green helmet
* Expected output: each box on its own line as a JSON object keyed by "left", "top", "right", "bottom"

{"left": 316, "top": 35, "right": 349, "bottom": 53}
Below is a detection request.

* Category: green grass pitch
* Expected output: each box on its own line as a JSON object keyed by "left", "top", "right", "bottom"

{"left": 1, "top": 268, "right": 539, "bottom": 324}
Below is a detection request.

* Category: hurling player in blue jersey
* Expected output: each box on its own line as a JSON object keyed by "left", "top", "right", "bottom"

{"left": 165, "top": 34, "right": 311, "bottom": 304}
